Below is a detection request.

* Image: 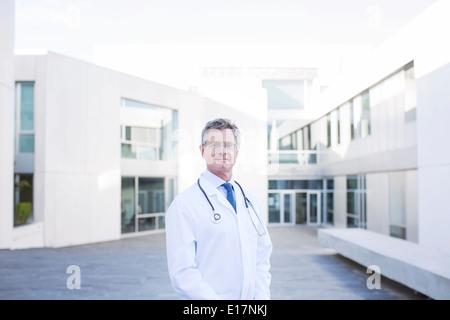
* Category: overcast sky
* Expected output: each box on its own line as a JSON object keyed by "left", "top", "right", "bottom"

{"left": 14, "top": 0, "right": 439, "bottom": 90}
{"left": 15, "top": 0, "right": 438, "bottom": 58}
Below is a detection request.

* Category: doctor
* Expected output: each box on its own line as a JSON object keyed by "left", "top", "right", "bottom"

{"left": 165, "top": 118, "right": 272, "bottom": 300}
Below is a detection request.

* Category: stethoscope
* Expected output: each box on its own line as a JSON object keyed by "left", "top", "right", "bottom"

{"left": 197, "top": 179, "right": 267, "bottom": 237}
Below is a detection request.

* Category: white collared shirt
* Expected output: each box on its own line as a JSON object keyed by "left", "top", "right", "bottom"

{"left": 201, "top": 169, "right": 236, "bottom": 202}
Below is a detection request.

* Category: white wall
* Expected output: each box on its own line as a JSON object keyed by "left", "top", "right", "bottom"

{"left": 366, "top": 172, "right": 389, "bottom": 234}
{"left": 417, "top": 62, "right": 450, "bottom": 253}
{"left": 406, "top": 170, "right": 418, "bottom": 242}
{"left": 0, "top": 0, "right": 15, "bottom": 249}
{"left": 378, "top": 0, "right": 450, "bottom": 252}
{"left": 14, "top": 53, "right": 122, "bottom": 247}
{"left": 333, "top": 176, "right": 347, "bottom": 228}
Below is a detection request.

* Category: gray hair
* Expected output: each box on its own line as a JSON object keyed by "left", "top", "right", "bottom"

{"left": 201, "top": 118, "right": 240, "bottom": 149}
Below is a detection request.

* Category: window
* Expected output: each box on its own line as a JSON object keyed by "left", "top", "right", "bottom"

{"left": 269, "top": 179, "right": 323, "bottom": 190}
{"left": 324, "top": 178, "right": 334, "bottom": 225}
{"left": 268, "top": 193, "right": 281, "bottom": 223}
{"left": 15, "top": 82, "right": 35, "bottom": 153}
{"left": 121, "top": 99, "right": 178, "bottom": 161}
{"left": 121, "top": 176, "right": 174, "bottom": 234}
{"left": 337, "top": 107, "right": 341, "bottom": 144}
{"left": 302, "top": 125, "right": 311, "bottom": 150}
{"left": 389, "top": 172, "right": 406, "bottom": 239}
{"left": 326, "top": 114, "right": 331, "bottom": 148}
{"left": 14, "top": 174, "right": 34, "bottom": 227}
{"left": 262, "top": 80, "right": 311, "bottom": 110}
{"left": 346, "top": 175, "right": 366, "bottom": 229}
{"left": 361, "top": 91, "right": 371, "bottom": 138}
{"left": 350, "top": 100, "right": 355, "bottom": 140}
{"left": 404, "top": 66, "right": 417, "bottom": 123}
{"left": 121, "top": 126, "right": 159, "bottom": 160}
{"left": 349, "top": 93, "right": 370, "bottom": 141}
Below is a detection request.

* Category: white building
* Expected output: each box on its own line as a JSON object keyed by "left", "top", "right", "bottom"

{"left": 1, "top": 0, "right": 450, "bottom": 256}
{"left": 267, "top": 0, "right": 450, "bottom": 254}
{"left": 0, "top": 0, "right": 267, "bottom": 249}
{"left": 0, "top": 0, "right": 16, "bottom": 250}
{"left": 6, "top": 51, "right": 268, "bottom": 249}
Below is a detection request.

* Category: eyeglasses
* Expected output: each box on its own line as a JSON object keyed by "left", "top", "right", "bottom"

{"left": 207, "top": 142, "right": 236, "bottom": 150}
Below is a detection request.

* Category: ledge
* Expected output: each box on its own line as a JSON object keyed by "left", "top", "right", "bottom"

{"left": 318, "top": 228, "right": 450, "bottom": 300}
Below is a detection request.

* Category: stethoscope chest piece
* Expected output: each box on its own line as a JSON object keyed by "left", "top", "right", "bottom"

{"left": 211, "top": 212, "right": 222, "bottom": 223}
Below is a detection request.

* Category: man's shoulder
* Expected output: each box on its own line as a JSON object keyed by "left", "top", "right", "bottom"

{"left": 171, "top": 181, "right": 199, "bottom": 204}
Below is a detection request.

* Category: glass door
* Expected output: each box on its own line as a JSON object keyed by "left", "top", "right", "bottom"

{"left": 295, "top": 192, "right": 307, "bottom": 224}
{"left": 269, "top": 191, "right": 321, "bottom": 226}
{"left": 294, "top": 191, "right": 321, "bottom": 226}
{"left": 268, "top": 193, "right": 281, "bottom": 223}
{"left": 307, "top": 191, "right": 321, "bottom": 226}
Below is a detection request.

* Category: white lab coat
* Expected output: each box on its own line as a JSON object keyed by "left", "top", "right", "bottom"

{"left": 165, "top": 174, "right": 272, "bottom": 300}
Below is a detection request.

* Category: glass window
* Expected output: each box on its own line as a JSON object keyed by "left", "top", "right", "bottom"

{"left": 138, "top": 217, "right": 156, "bottom": 232}
{"left": 268, "top": 180, "right": 323, "bottom": 190}
{"left": 15, "top": 82, "right": 35, "bottom": 153}
{"left": 337, "top": 107, "right": 341, "bottom": 144}
{"left": 404, "top": 66, "right": 417, "bottom": 123}
{"left": 121, "top": 177, "right": 167, "bottom": 235}
{"left": 326, "top": 113, "right": 331, "bottom": 148}
{"left": 346, "top": 175, "right": 366, "bottom": 229}
{"left": 279, "top": 134, "right": 292, "bottom": 150}
{"left": 267, "top": 122, "right": 273, "bottom": 150}
{"left": 350, "top": 100, "right": 355, "bottom": 140}
{"left": 361, "top": 91, "right": 371, "bottom": 138}
{"left": 262, "top": 80, "right": 310, "bottom": 110}
{"left": 18, "top": 134, "right": 35, "bottom": 153}
{"left": 19, "top": 84, "right": 34, "bottom": 131}
{"left": 138, "top": 178, "right": 165, "bottom": 214}
{"left": 121, "top": 99, "right": 178, "bottom": 161}
{"left": 303, "top": 126, "right": 311, "bottom": 150}
{"left": 121, "top": 177, "right": 136, "bottom": 234}
{"left": 14, "top": 174, "right": 34, "bottom": 227}
{"left": 389, "top": 172, "right": 406, "bottom": 239}
{"left": 283, "top": 194, "right": 291, "bottom": 223}
{"left": 326, "top": 193, "right": 334, "bottom": 225}
{"left": 268, "top": 193, "right": 281, "bottom": 223}
{"left": 326, "top": 179, "right": 334, "bottom": 190}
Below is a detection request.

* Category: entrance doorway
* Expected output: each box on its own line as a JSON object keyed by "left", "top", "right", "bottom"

{"left": 268, "top": 191, "right": 321, "bottom": 226}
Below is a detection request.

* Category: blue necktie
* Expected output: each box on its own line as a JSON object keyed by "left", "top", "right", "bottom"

{"left": 222, "top": 183, "right": 236, "bottom": 212}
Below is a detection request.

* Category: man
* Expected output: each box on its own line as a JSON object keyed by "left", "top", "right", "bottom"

{"left": 165, "top": 118, "right": 272, "bottom": 300}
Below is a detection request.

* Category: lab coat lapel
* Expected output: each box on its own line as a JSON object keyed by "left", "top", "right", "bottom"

{"left": 198, "top": 175, "right": 237, "bottom": 216}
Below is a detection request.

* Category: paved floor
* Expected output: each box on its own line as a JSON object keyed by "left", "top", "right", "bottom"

{"left": 0, "top": 226, "right": 430, "bottom": 300}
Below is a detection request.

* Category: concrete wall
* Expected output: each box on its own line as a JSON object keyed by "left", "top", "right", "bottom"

{"left": 304, "top": 0, "right": 450, "bottom": 252}
{"left": 0, "top": 0, "right": 15, "bottom": 249}
{"left": 417, "top": 62, "right": 450, "bottom": 253}
{"left": 379, "top": 0, "right": 450, "bottom": 253}
{"left": 332, "top": 175, "right": 347, "bottom": 228}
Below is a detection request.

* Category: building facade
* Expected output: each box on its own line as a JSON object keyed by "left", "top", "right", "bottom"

{"left": 3, "top": 49, "right": 267, "bottom": 249}
{"left": 267, "top": 0, "right": 450, "bottom": 254}
{"left": 2, "top": 0, "right": 450, "bottom": 255}
{"left": 0, "top": 0, "right": 15, "bottom": 249}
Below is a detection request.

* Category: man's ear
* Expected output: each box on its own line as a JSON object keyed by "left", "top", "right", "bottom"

{"left": 199, "top": 144, "right": 204, "bottom": 157}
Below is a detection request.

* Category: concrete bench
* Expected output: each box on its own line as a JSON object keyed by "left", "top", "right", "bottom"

{"left": 317, "top": 228, "right": 450, "bottom": 300}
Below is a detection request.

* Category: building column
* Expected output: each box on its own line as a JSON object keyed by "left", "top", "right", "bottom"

{"left": 0, "top": 0, "right": 15, "bottom": 248}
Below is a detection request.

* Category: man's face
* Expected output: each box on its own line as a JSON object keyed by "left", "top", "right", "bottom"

{"left": 200, "top": 128, "right": 239, "bottom": 174}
